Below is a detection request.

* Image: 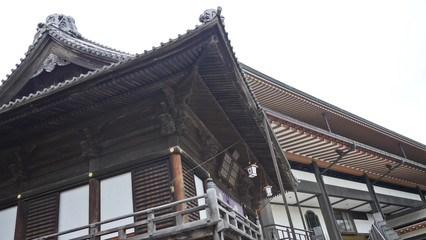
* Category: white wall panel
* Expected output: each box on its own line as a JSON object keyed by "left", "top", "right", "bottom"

{"left": 101, "top": 172, "right": 134, "bottom": 239}
{"left": 58, "top": 185, "right": 89, "bottom": 240}
{"left": 0, "top": 206, "right": 17, "bottom": 240}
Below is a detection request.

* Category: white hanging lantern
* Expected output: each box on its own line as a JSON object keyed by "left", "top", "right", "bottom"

{"left": 264, "top": 185, "right": 273, "bottom": 197}
{"left": 245, "top": 163, "right": 258, "bottom": 178}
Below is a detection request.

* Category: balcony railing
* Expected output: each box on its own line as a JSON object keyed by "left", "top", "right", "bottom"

{"left": 263, "top": 224, "right": 313, "bottom": 240}
{"left": 33, "top": 178, "right": 263, "bottom": 240}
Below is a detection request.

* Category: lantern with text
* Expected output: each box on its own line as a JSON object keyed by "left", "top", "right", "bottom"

{"left": 264, "top": 185, "right": 273, "bottom": 197}
{"left": 246, "top": 163, "right": 258, "bottom": 178}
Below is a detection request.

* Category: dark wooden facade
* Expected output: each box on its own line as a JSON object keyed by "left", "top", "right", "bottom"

{"left": 0, "top": 11, "right": 294, "bottom": 240}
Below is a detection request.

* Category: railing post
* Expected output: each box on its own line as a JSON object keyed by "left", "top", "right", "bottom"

{"left": 89, "top": 223, "right": 98, "bottom": 240}
{"left": 147, "top": 211, "right": 155, "bottom": 238}
{"left": 206, "top": 177, "right": 223, "bottom": 240}
{"left": 256, "top": 216, "right": 264, "bottom": 240}
{"left": 118, "top": 229, "right": 126, "bottom": 240}
{"left": 206, "top": 178, "right": 220, "bottom": 222}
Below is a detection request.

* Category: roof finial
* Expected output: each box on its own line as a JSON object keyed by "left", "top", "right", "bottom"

{"left": 45, "top": 14, "right": 81, "bottom": 38}
{"left": 199, "top": 7, "right": 224, "bottom": 23}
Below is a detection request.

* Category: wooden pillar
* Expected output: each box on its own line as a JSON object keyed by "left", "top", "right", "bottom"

{"left": 89, "top": 178, "right": 100, "bottom": 223}
{"left": 89, "top": 178, "right": 100, "bottom": 237}
{"left": 364, "top": 174, "right": 385, "bottom": 219}
{"left": 14, "top": 200, "right": 28, "bottom": 240}
{"left": 312, "top": 161, "right": 342, "bottom": 240}
{"left": 170, "top": 148, "right": 186, "bottom": 223}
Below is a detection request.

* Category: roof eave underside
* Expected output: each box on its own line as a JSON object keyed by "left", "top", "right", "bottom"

{"left": 240, "top": 63, "right": 426, "bottom": 152}
{"left": 266, "top": 108, "right": 426, "bottom": 190}
{"left": 0, "top": 16, "right": 294, "bottom": 190}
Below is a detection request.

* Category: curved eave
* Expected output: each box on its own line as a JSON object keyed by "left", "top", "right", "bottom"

{"left": 0, "top": 15, "right": 295, "bottom": 191}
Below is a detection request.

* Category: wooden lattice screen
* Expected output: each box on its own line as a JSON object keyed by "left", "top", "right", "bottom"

{"left": 182, "top": 162, "right": 199, "bottom": 222}
{"left": 132, "top": 159, "right": 173, "bottom": 234}
{"left": 25, "top": 193, "right": 59, "bottom": 240}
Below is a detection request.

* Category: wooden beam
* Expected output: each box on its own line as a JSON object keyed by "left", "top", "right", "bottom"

{"left": 285, "top": 152, "right": 425, "bottom": 190}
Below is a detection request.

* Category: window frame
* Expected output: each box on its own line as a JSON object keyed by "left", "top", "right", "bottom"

{"left": 334, "top": 210, "right": 357, "bottom": 234}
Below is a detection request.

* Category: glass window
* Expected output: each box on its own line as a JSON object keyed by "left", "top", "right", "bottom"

{"left": 334, "top": 210, "right": 356, "bottom": 233}
{"left": 194, "top": 175, "right": 206, "bottom": 219}
{"left": 58, "top": 185, "right": 89, "bottom": 240}
{"left": 305, "top": 210, "right": 321, "bottom": 230}
{"left": 101, "top": 172, "right": 134, "bottom": 239}
{"left": 0, "top": 206, "right": 17, "bottom": 239}
{"left": 219, "top": 152, "right": 240, "bottom": 187}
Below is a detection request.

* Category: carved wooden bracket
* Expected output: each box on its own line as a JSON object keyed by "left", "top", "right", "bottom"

{"left": 158, "top": 102, "right": 176, "bottom": 136}
{"left": 32, "top": 53, "right": 70, "bottom": 78}
{"left": 9, "top": 146, "right": 36, "bottom": 182}
{"left": 80, "top": 127, "right": 101, "bottom": 161}
{"left": 158, "top": 85, "right": 190, "bottom": 136}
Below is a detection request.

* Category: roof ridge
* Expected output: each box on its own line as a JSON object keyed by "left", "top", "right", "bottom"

{"left": 48, "top": 28, "right": 133, "bottom": 60}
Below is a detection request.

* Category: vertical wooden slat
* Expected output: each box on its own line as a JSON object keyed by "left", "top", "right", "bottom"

{"left": 25, "top": 193, "right": 59, "bottom": 240}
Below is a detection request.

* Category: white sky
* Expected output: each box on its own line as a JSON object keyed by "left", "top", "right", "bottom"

{"left": 1, "top": 1, "right": 425, "bottom": 145}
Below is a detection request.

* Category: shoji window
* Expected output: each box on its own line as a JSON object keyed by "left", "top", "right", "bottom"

{"left": 101, "top": 172, "right": 134, "bottom": 239}
{"left": 0, "top": 206, "right": 17, "bottom": 239}
{"left": 58, "top": 185, "right": 89, "bottom": 240}
{"left": 194, "top": 175, "right": 206, "bottom": 219}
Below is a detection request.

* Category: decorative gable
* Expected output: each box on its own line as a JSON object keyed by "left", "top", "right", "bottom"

{"left": 0, "top": 14, "right": 133, "bottom": 106}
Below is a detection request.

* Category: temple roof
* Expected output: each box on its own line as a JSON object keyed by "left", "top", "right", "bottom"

{"left": 0, "top": 14, "right": 133, "bottom": 107}
{"left": 1, "top": 9, "right": 424, "bottom": 191}
{"left": 0, "top": 9, "right": 295, "bottom": 191}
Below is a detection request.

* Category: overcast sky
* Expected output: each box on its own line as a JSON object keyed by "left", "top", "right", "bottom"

{"left": 1, "top": 1, "right": 425, "bottom": 145}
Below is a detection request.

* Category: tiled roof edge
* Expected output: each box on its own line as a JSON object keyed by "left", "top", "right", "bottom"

{"left": 0, "top": 14, "right": 216, "bottom": 113}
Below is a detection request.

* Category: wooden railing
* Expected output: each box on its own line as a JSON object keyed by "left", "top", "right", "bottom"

{"left": 33, "top": 178, "right": 263, "bottom": 240}
{"left": 217, "top": 198, "right": 263, "bottom": 240}
{"left": 263, "top": 224, "right": 313, "bottom": 240}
